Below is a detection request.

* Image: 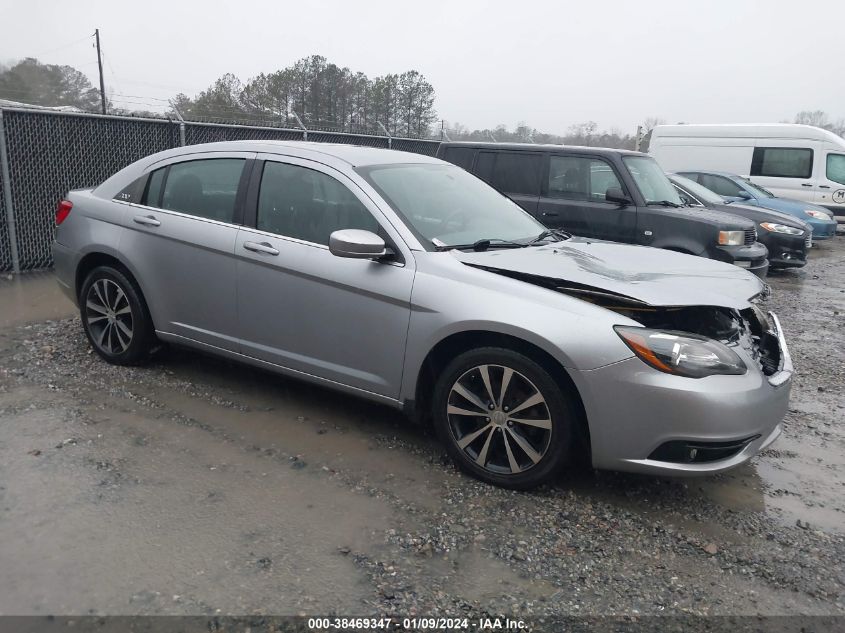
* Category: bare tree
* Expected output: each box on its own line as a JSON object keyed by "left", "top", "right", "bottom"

{"left": 642, "top": 116, "right": 666, "bottom": 133}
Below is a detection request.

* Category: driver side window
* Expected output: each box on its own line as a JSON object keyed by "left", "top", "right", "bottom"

{"left": 548, "top": 156, "right": 622, "bottom": 202}
{"left": 257, "top": 161, "right": 379, "bottom": 246}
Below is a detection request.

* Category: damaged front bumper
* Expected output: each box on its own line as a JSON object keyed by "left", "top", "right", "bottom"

{"left": 569, "top": 311, "right": 792, "bottom": 476}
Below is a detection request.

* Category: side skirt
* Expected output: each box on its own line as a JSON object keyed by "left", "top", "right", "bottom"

{"left": 155, "top": 331, "right": 405, "bottom": 410}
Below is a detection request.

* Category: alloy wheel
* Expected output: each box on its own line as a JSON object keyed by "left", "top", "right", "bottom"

{"left": 85, "top": 278, "right": 134, "bottom": 355}
{"left": 446, "top": 364, "right": 553, "bottom": 475}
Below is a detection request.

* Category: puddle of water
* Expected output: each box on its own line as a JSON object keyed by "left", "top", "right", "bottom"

{"left": 0, "top": 272, "right": 76, "bottom": 331}
{"left": 696, "top": 433, "right": 844, "bottom": 534}
{"left": 0, "top": 386, "right": 396, "bottom": 615}
{"left": 126, "top": 348, "right": 451, "bottom": 511}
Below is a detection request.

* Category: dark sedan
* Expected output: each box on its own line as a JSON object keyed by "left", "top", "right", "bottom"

{"left": 669, "top": 174, "right": 810, "bottom": 269}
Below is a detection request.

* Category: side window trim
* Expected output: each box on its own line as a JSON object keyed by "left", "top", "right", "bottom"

{"left": 113, "top": 174, "right": 148, "bottom": 204}
{"left": 232, "top": 159, "right": 256, "bottom": 226}
{"left": 243, "top": 158, "right": 265, "bottom": 228}
{"left": 142, "top": 166, "right": 168, "bottom": 207}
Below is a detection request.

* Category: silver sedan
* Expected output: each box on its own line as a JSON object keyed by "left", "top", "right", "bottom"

{"left": 52, "top": 141, "right": 792, "bottom": 488}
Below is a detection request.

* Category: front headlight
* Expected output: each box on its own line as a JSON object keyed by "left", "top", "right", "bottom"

{"left": 760, "top": 222, "right": 803, "bottom": 235}
{"left": 804, "top": 209, "right": 831, "bottom": 220}
{"left": 718, "top": 230, "right": 744, "bottom": 245}
{"left": 614, "top": 326, "right": 747, "bottom": 378}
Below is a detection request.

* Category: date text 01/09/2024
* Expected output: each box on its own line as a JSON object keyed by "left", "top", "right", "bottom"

{"left": 306, "top": 617, "right": 527, "bottom": 630}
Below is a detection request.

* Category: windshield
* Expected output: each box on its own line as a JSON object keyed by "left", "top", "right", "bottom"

{"left": 622, "top": 156, "right": 683, "bottom": 205}
{"left": 670, "top": 174, "right": 725, "bottom": 205}
{"left": 358, "top": 163, "right": 546, "bottom": 249}
{"left": 739, "top": 177, "right": 775, "bottom": 198}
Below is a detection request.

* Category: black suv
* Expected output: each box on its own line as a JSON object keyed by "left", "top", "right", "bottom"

{"left": 437, "top": 142, "right": 769, "bottom": 277}
{"left": 668, "top": 173, "right": 810, "bottom": 269}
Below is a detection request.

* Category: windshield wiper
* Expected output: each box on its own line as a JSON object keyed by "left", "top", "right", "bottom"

{"left": 646, "top": 200, "right": 682, "bottom": 208}
{"left": 527, "top": 228, "right": 572, "bottom": 245}
{"left": 434, "top": 238, "right": 527, "bottom": 252}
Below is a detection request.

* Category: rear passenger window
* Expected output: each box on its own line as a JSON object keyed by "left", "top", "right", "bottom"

{"left": 548, "top": 156, "right": 622, "bottom": 201}
{"left": 144, "top": 169, "right": 166, "bottom": 207}
{"left": 475, "top": 152, "right": 542, "bottom": 196}
{"left": 441, "top": 147, "right": 475, "bottom": 171}
{"left": 148, "top": 159, "right": 245, "bottom": 222}
{"left": 257, "top": 161, "right": 379, "bottom": 246}
{"left": 751, "top": 147, "right": 813, "bottom": 178}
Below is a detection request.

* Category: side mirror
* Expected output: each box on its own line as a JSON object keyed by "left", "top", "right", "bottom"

{"left": 329, "top": 229, "right": 388, "bottom": 259}
{"left": 737, "top": 190, "right": 752, "bottom": 200}
{"left": 605, "top": 187, "right": 632, "bottom": 206}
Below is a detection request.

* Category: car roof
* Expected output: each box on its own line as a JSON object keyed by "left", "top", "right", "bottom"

{"left": 93, "top": 140, "right": 444, "bottom": 200}
{"left": 677, "top": 169, "right": 744, "bottom": 179}
{"left": 155, "top": 140, "right": 444, "bottom": 168}
{"left": 439, "top": 141, "right": 646, "bottom": 157}
{"left": 652, "top": 123, "right": 845, "bottom": 145}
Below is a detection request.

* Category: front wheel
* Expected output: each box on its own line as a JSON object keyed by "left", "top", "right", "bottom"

{"left": 431, "top": 347, "right": 576, "bottom": 489}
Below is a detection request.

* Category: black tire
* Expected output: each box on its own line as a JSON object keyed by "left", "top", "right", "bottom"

{"left": 431, "top": 347, "right": 576, "bottom": 489}
{"left": 79, "top": 265, "right": 156, "bottom": 365}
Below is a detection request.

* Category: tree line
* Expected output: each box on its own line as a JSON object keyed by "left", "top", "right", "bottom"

{"left": 0, "top": 57, "right": 102, "bottom": 111}
{"left": 441, "top": 120, "right": 652, "bottom": 150}
{"left": 172, "top": 55, "right": 437, "bottom": 138}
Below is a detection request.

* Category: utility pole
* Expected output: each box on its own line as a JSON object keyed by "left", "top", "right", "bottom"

{"left": 95, "top": 29, "right": 106, "bottom": 115}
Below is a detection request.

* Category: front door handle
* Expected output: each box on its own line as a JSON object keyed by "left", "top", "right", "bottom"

{"left": 801, "top": 183, "right": 813, "bottom": 187}
{"left": 541, "top": 210, "right": 559, "bottom": 217}
{"left": 819, "top": 185, "right": 831, "bottom": 189}
{"left": 133, "top": 215, "right": 160, "bottom": 227}
{"left": 243, "top": 241, "right": 279, "bottom": 256}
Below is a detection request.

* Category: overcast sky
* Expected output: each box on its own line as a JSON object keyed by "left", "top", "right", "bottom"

{"left": 2, "top": 0, "right": 843, "bottom": 134}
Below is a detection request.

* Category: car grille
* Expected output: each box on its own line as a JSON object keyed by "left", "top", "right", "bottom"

{"left": 744, "top": 227, "right": 757, "bottom": 245}
{"left": 805, "top": 232, "right": 813, "bottom": 248}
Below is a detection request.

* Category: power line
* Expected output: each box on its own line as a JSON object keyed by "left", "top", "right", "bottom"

{"left": 27, "top": 33, "right": 94, "bottom": 60}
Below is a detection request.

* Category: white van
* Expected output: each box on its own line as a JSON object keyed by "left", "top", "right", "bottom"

{"left": 649, "top": 124, "right": 845, "bottom": 215}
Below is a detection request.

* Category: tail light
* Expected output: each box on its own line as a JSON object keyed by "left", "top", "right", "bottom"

{"left": 56, "top": 199, "right": 73, "bottom": 226}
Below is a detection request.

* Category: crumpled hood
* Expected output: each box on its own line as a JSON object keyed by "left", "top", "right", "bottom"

{"left": 454, "top": 238, "right": 766, "bottom": 309}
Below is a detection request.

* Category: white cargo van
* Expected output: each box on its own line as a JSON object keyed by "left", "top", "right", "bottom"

{"left": 649, "top": 124, "right": 845, "bottom": 215}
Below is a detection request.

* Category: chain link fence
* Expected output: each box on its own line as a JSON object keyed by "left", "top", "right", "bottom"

{"left": 0, "top": 107, "right": 441, "bottom": 272}
{"left": 0, "top": 132, "right": 10, "bottom": 271}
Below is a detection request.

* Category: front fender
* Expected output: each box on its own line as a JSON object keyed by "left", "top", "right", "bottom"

{"left": 398, "top": 257, "right": 638, "bottom": 404}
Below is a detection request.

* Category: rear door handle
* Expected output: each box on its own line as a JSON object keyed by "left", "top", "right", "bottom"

{"left": 801, "top": 183, "right": 813, "bottom": 187}
{"left": 541, "top": 210, "right": 559, "bottom": 217}
{"left": 133, "top": 215, "right": 160, "bottom": 227}
{"left": 819, "top": 185, "right": 831, "bottom": 189}
{"left": 243, "top": 241, "right": 279, "bottom": 256}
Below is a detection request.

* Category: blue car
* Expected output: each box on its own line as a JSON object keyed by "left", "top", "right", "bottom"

{"left": 678, "top": 170, "right": 838, "bottom": 240}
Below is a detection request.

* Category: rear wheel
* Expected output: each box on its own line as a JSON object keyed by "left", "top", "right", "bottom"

{"left": 432, "top": 347, "right": 576, "bottom": 489}
{"left": 79, "top": 265, "right": 156, "bottom": 365}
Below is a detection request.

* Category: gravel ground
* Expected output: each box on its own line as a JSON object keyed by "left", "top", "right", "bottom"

{"left": 0, "top": 237, "right": 843, "bottom": 625}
